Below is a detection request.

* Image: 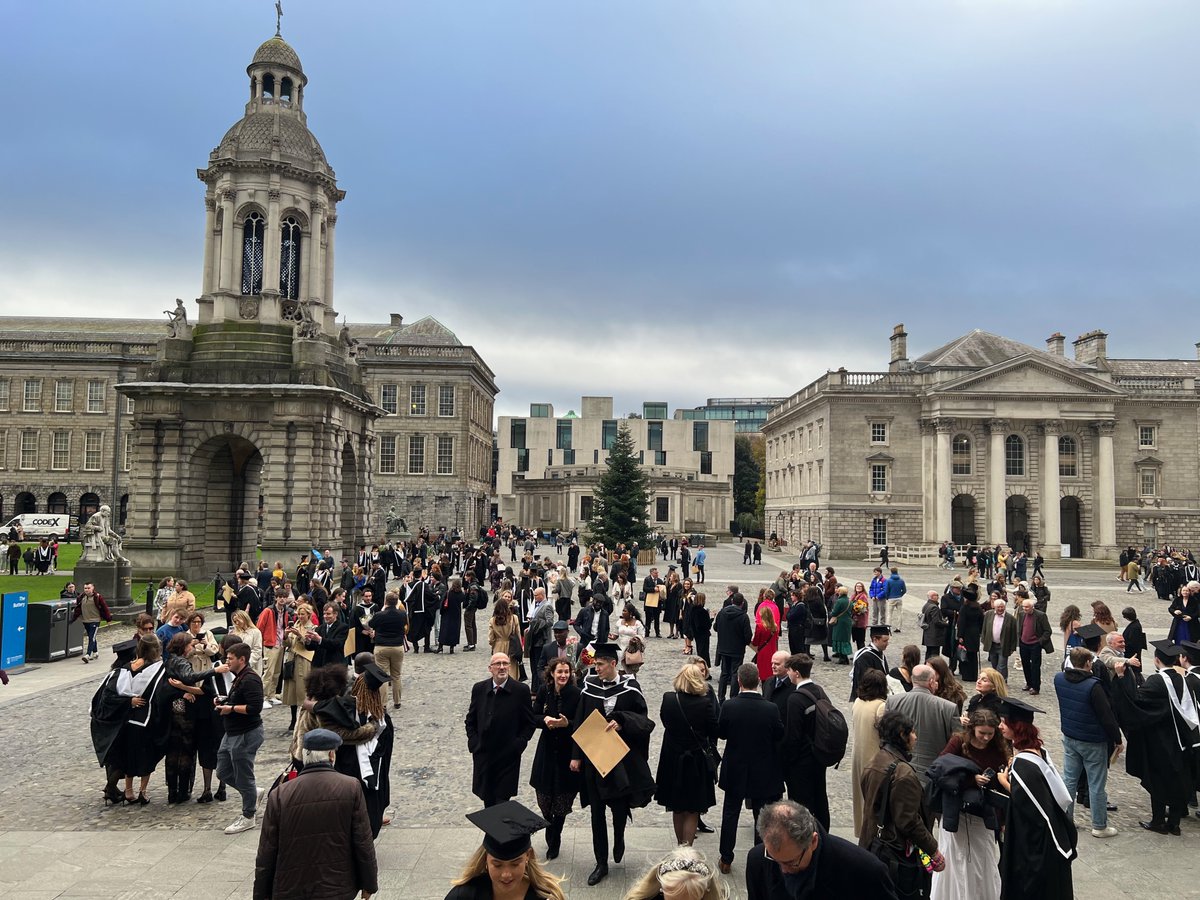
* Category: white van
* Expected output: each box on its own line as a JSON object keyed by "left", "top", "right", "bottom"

{"left": 2, "top": 513, "right": 77, "bottom": 541}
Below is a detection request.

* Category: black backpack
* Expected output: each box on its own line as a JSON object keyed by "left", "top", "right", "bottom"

{"left": 799, "top": 684, "right": 849, "bottom": 768}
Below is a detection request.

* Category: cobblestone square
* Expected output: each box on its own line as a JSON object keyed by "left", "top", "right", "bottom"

{"left": 0, "top": 543, "right": 1194, "bottom": 898}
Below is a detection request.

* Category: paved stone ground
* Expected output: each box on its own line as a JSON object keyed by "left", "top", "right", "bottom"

{"left": 1, "top": 543, "right": 1197, "bottom": 898}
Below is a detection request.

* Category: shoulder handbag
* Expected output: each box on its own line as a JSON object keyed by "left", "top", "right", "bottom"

{"left": 867, "top": 761, "right": 926, "bottom": 900}
{"left": 674, "top": 692, "right": 719, "bottom": 782}
{"left": 623, "top": 636, "right": 645, "bottom": 667}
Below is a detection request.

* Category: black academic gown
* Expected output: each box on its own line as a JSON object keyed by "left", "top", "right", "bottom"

{"left": 849, "top": 645, "right": 888, "bottom": 701}
{"left": 315, "top": 694, "right": 393, "bottom": 838}
{"left": 571, "top": 673, "right": 656, "bottom": 810}
{"left": 444, "top": 875, "right": 541, "bottom": 900}
{"left": 1112, "top": 666, "right": 1197, "bottom": 812}
{"left": 464, "top": 677, "right": 537, "bottom": 805}
{"left": 999, "top": 751, "right": 1076, "bottom": 900}
{"left": 90, "top": 668, "right": 131, "bottom": 769}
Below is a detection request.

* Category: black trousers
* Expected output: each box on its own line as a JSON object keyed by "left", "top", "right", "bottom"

{"left": 719, "top": 791, "right": 778, "bottom": 863}
{"left": 1151, "top": 791, "right": 1185, "bottom": 828}
{"left": 590, "top": 799, "right": 629, "bottom": 864}
{"left": 646, "top": 605, "right": 662, "bottom": 637}
{"left": 1019, "top": 642, "right": 1043, "bottom": 692}
{"left": 786, "top": 764, "right": 829, "bottom": 830}
{"left": 717, "top": 653, "right": 741, "bottom": 701}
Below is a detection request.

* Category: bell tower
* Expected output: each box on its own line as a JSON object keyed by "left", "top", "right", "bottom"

{"left": 119, "top": 30, "right": 382, "bottom": 581}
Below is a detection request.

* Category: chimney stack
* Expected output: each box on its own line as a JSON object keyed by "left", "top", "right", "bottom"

{"left": 1072, "top": 329, "right": 1108, "bottom": 365}
{"left": 1046, "top": 332, "right": 1065, "bottom": 356}
{"left": 389, "top": 313, "right": 404, "bottom": 327}
{"left": 889, "top": 323, "right": 909, "bottom": 372}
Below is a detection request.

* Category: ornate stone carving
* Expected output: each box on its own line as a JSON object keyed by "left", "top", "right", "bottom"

{"left": 1038, "top": 419, "right": 1063, "bottom": 436}
{"left": 222, "top": 188, "right": 237, "bottom": 202}
{"left": 1092, "top": 420, "right": 1116, "bottom": 436}
{"left": 81, "top": 506, "right": 128, "bottom": 564}
{"left": 933, "top": 417, "right": 954, "bottom": 434}
{"left": 986, "top": 419, "right": 1009, "bottom": 434}
{"left": 238, "top": 297, "right": 260, "bottom": 319}
{"left": 268, "top": 188, "right": 282, "bottom": 201}
{"left": 204, "top": 196, "right": 217, "bottom": 211}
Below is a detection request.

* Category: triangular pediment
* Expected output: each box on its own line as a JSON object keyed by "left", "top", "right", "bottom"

{"left": 932, "top": 354, "right": 1125, "bottom": 396}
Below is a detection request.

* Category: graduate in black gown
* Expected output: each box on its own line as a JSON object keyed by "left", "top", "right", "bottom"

{"left": 445, "top": 801, "right": 565, "bottom": 900}
{"left": 90, "top": 639, "right": 140, "bottom": 805}
{"left": 570, "top": 642, "right": 656, "bottom": 887}
{"left": 1111, "top": 640, "right": 1199, "bottom": 834}
{"left": 996, "top": 696, "right": 1077, "bottom": 900}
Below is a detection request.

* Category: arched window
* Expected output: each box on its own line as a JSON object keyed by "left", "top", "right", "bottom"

{"left": 47, "top": 492, "right": 68, "bottom": 513}
{"left": 951, "top": 434, "right": 972, "bottom": 475}
{"left": 262, "top": 73, "right": 275, "bottom": 101}
{"left": 280, "top": 77, "right": 293, "bottom": 107}
{"left": 279, "top": 216, "right": 302, "bottom": 300}
{"left": 241, "top": 211, "right": 265, "bottom": 295}
{"left": 1058, "top": 435, "right": 1078, "bottom": 477}
{"left": 1005, "top": 434, "right": 1025, "bottom": 477}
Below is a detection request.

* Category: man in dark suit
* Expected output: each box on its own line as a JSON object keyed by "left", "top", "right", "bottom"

{"left": 746, "top": 800, "right": 897, "bottom": 899}
{"left": 784, "top": 654, "right": 832, "bottom": 829}
{"left": 464, "top": 652, "right": 537, "bottom": 807}
{"left": 717, "top": 664, "right": 784, "bottom": 874}
{"left": 762, "top": 650, "right": 794, "bottom": 724}
{"left": 310, "top": 601, "right": 350, "bottom": 669}
{"left": 713, "top": 593, "right": 754, "bottom": 702}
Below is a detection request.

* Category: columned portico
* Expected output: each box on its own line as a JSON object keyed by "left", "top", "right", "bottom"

{"left": 986, "top": 419, "right": 1007, "bottom": 544}
{"left": 1040, "top": 420, "right": 1062, "bottom": 558}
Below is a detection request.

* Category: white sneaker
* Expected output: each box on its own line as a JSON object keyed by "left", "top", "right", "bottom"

{"left": 1091, "top": 826, "right": 1119, "bottom": 839}
{"left": 224, "top": 815, "right": 257, "bottom": 835}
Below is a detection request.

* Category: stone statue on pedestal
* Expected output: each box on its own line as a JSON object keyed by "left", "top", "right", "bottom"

{"left": 384, "top": 507, "right": 408, "bottom": 537}
{"left": 81, "top": 505, "right": 129, "bottom": 565}
{"left": 164, "top": 299, "right": 189, "bottom": 337}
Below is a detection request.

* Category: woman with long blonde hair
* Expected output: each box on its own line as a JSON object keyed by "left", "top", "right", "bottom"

{"left": 447, "top": 801, "right": 566, "bottom": 900}
{"left": 624, "top": 846, "right": 728, "bottom": 900}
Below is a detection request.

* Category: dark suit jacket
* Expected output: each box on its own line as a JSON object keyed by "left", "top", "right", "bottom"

{"left": 762, "top": 674, "right": 794, "bottom": 725}
{"left": 538, "top": 640, "right": 579, "bottom": 672}
{"left": 311, "top": 621, "right": 350, "bottom": 668}
{"left": 745, "top": 826, "right": 897, "bottom": 900}
{"left": 464, "top": 677, "right": 536, "bottom": 802}
{"left": 717, "top": 691, "right": 784, "bottom": 800}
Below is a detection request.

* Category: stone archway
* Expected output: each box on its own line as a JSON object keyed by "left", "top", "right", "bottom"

{"left": 79, "top": 492, "right": 100, "bottom": 521}
{"left": 951, "top": 494, "right": 977, "bottom": 546}
{"left": 340, "top": 442, "right": 361, "bottom": 559}
{"left": 1060, "top": 497, "right": 1083, "bottom": 559}
{"left": 16, "top": 492, "right": 36, "bottom": 514}
{"left": 181, "top": 435, "right": 264, "bottom": 576}
{"left": 47, "top": 492, "right": 68, "bottom": 513}
{"left": 1006, "top": 495, "right": 1030, "bottom": 553}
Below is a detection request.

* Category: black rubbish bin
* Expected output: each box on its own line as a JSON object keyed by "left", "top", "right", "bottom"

{"left": 25, "top": 599, "right": 76, "bottom": 662}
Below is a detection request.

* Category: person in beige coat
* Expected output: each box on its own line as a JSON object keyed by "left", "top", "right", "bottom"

{"left": 850, "top": 668, "right": 888, "bottom": 837}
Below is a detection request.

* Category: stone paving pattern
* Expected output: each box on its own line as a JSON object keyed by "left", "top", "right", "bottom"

{"left": 1, "top": 543, "right": 1197, "bottom": 898}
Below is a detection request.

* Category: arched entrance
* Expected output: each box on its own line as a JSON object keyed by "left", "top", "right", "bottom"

{"left": 47, "top": 492, "right": 68, "bottom": 514}
{"left": 1006, "top": 495, "right": 1030, "bottom": 553}
{"left": 340, "top": 443, "right": 361, "bottom": 558}
{"left": 1060, "top": 497, "right": 1082, "bottom": 559}
{"left": 951, "top": 495, "right": 977, "bottom": 546}
{"left": 16, "top": 492, "right": 37, "bottom": 514}
{"left": 118, "top": 494, "right": 129, "bottom": 528}
{"left": 183, "top": 435, "right": 264, "bottom": 575}
{"left": 79, "top": 492, "right": 101, "bottom": 521}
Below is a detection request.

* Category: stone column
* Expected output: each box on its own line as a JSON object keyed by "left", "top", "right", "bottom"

{"left": 935, "top": 419, "right": 953, "bottom": 542}
{"left": 987, "top": 420, "right": 1008, "bottom": 544}
{"left": 218, "top": 188, "right": 237, "bottom": 292}
{"left": 324, "top": 214, "right": 337, "bottom": 306}
{"left": 1040, "top": 421, "right": 1062, "bottom": 558}
{"left": 1093, "top": 421, "right": 1117, "bottom": 554}
{"left": 920, "top": 420, "right": 935, "bottom": 541}
{"left": 201, "top": 196, "right": 216, "bottom": 294}
{"left": 264, "top": 188, "right": 282, "bottom": 294}
{"left": 307, "top": 200, "right": 324, "bottom": 305}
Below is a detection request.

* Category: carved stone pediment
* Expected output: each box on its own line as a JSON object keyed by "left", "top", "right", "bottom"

{"left": 932, "top": 355, "right": 1125, "bottom": 397}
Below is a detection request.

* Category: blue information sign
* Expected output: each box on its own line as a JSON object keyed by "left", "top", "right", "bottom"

{"left": 1, "top": 591, "right": 29, "bottom": 669}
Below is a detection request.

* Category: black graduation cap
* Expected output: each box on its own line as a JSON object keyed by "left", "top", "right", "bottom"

{"left": 1151, "top": 639, "right": 1184, "bottom": 662}
{"left": 999, "top": 696, "right": 1043, "bottom": 723}
{"left": 869, "top": 625, "right": 891, "bottom": 637}
{"left": 1074, "top": 623, "right": 1105, "bottom": 644}
{"left": 360, "top": 662, "right": 389, "bottom": 692}
{"left": 465, "top": 800, "right": 547, "bottom": 860}
{"left": 1180, "top": 640, "right": 1200, "bottom": 663}
{"left": 112, "top": 639, "right": 138, "bottom": 666}
{"left": 592, "top": 642, "right": 621, "bottom": 661}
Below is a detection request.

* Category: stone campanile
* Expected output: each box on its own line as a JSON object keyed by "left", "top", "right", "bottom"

{"left": 119, "top": 31, "right": 382, "bottom": 580}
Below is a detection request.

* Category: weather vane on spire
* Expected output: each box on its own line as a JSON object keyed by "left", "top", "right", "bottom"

{"left": 275, "top": 1, "right": 283, "bottom": 37}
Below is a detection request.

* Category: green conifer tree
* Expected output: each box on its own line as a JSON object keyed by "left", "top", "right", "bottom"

{"left": 589, "top": 423, "right": 651, "bottom": 548}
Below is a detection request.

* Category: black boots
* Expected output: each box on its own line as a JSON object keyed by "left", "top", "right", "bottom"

{"left": 545, "top": 816, "right": 565, "bottom": 860}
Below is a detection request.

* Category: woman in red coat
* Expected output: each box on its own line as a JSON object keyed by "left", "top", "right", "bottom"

{"left": 752, "top": 605, "right": 780, "bottom": 681}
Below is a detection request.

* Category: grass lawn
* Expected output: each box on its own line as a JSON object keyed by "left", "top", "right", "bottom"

{"left": 0, "top": 542, "right": 216, "bottom": 609}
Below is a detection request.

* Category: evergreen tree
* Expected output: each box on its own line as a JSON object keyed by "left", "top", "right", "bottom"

{"left": 589, "top": 423, "right": 651, "bottom": 548}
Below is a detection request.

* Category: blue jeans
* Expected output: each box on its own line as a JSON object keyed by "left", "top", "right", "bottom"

{"left": 216, "top": 726, "right": 264, "bottom": 819}
{"left": 83, "top": 622, "right": 99, "bottom": 656}
{"left": 1062, "top": 735, "right": 1109, "bottom": 829}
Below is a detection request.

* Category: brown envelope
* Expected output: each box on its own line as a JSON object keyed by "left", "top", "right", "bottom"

{"left": 572, "top": 708, "right": 629, "bottom": 778}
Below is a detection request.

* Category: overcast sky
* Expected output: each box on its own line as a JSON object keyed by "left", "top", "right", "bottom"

{"left": 3, "top": 1, "right": 1198, "bottom": 418}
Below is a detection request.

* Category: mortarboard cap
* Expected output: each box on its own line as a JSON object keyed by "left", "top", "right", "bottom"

{"left": 465, "top": 800, "right": 547, "bottom": 860}
{"left": 302, "top": 728, "right": 343, "bottom": 751}
{"left": 1179, "top": 640, "right": 1200, "bottom": 663}
{"left": 592, "top": 642, "right": 621, "bottom": 661}
{"left": 360, "top": 662, "right": 389, "bottom": 692}
{"left": 999, "top": 696, "right": 1043, "bottom": 723}
{"left": 1151, "top": 639, "right": 1184, "bottom": 661}
{"left": 869, "top": 625, "right": 892, "bottom": 637}
{"left": 1074, "top": 624, "right": 1105, "bottom": 643}
{"left": 111, "top": 639, "right": 138, "bottom": 666}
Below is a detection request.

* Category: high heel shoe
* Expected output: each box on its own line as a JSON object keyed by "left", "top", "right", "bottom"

{"left": 103, "top": 786, "right": 124, "bottom": 806}
{"left": 136, "top": 793, "right": 150, "bottom": 805}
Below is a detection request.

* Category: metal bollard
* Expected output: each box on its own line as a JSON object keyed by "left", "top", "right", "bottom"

{"left": 144, "top": 580, "right": 155, "bottom": 616}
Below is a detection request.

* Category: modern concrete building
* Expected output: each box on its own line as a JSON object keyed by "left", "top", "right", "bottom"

{"left": 675, "top": 397, "right": 786, "bottom": 434}
{"left": 496, "top": 397, "right": 735, "bottom": 535}
{"left": 764, "top": 324, "right": 1200, "bottom": 561}
{"left": 0, "top": 31, "right": 495, "bottom": 574}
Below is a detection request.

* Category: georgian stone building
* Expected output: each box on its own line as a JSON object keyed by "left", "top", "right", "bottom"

{"left": 0, "top": 31, "right": 495, "bottom": 575}
{"left": 496, "top": 397, "right": 735, "bottom": 535}
{"left": 764, "top": 325, "right": 1200, "bottom": 561}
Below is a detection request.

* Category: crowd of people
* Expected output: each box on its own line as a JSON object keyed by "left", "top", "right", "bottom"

{"left": 80, "top": 525, "right": 1200, "bottom": 899}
